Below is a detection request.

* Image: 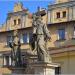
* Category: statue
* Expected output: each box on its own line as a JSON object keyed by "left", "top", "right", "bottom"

{"left": 9, "top": 30, "right": 22, "bottom": 67}
{"left": 30, "top": 14, "right": 51, "bottom": 62}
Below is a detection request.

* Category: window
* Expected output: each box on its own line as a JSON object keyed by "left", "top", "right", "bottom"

{"left": 20, "top": 33, "right": 30, "bottom": 44}
{"left": 55, "top": 67, "right": 61, "bottom": 75}
{"left": 5, "top": 56, "right": 9, "bottom": 66}
{"left": 14, "top": 20, "right": 16, "bottom": 25}
{"left": 73, "top": 27, "right": 75, "bottom": 38}
{"left": 7, "top": 36, "right": 13, "bottom": 46}
{"left": 20, "top": 34, "right": 23, "bottom": 43}
{"left": 23, "top": 33, "right": 29, "bottom": 44}
{"left": 63, "top": 11, "right": 66, "bottom": 18}
{"left": 58, "top": 29, "right": 65, "bottom": 40}
{"left": 3, "top": 56, "right": 11, "bottom": 66}
{"left": 18, "top": 19, "right": 21, "bottom": 24}
{"left": 56, "top": 12, "right": 60, "bottom": 18}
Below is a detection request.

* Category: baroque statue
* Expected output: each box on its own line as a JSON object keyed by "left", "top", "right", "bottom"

{"left": 9, "top": 29, "right": 22, "bottom": 67}
{"left": 30, "top": 13, "right": 51, "bottom": 62}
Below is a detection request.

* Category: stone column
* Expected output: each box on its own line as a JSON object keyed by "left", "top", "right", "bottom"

{"left": 3, "top": 57, "right": 6, "bottom": 66}
{"left": 9, "top": 56, "right": 11, "bottom": 66}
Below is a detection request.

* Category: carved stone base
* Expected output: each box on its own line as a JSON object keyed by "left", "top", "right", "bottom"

{"left": 10, "top": 68, "right": 25, "bottom": 74}
{"left": 30, "top": 62, "right": 59, "bottom": 75}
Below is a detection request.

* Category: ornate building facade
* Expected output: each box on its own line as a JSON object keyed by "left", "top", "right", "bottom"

{"left": 47, "top": 0, "right": 75, "bottom": 74}
{"left": 0, "top": 2, "right": 33, "bottom": 74}
{"left": 0, "top": 0, "right": 75, "bottom": 74}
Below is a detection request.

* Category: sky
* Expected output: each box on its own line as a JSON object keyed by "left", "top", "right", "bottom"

{"left": 0, "top": 0, "right": 55, "bottom": 25}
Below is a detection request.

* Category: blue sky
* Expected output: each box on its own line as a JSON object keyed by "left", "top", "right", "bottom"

{"left": 0, "top": 0, "right": 55, "bottom": 25}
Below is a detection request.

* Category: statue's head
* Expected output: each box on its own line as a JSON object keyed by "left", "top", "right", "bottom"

{"left": 13, "top": 30, "right": 18, "bottom": 37}
{"left": 36, "top": 15, "right": 42, "bottom": 24}
{"left": 32, "top": 13, "right": 42, "bottom": 26}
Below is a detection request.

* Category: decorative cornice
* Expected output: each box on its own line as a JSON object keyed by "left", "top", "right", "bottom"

{"left": 0, "top": 26, "right": 32, "bottom": 33}
{"left": 48, "top": 45, "right": 75, "bottom": 55}
{"left": 48, "top": 1, "right": 75, "bottom": 10}
{"left": 8, "top": 10, "right": 28, "bottom": 17}
{"left": 47, "top": 20, "right": 75, "bottom": 26}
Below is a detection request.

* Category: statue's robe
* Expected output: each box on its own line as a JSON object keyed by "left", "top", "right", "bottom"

{"left": 36, "top": 22, "right": 51, "bottom": 62}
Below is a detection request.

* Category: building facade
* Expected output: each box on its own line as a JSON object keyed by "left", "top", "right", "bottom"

{"left": 0, "top": 2, "right": 33, "bottom": 74}
{"left": 47, "top": 0, "right": 75, "bottom": 74}
{"left": 0, "top": 0, "right": 75, "bottom": 74}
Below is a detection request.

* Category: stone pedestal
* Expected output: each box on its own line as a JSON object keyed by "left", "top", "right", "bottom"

{"left": 9, "top": 67, "right": 25, "bottom": 74}
{"left": 31, "top": 62, "right": 59, "bottom": 75}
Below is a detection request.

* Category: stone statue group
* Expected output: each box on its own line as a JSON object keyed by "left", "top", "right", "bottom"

{"left": 9, "top": 12, "right": 51, "bottom": 67}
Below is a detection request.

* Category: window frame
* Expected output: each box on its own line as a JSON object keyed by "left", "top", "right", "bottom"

{"left": 3, "top": 55, "right": 12, "bottom": 67}
{"left": 14, "top": 19, "right": 16, "bottom": 25}
{"left": 56, "top": 12, "right": 60, "bottom": 19}
{"left": 57, "top": 28, "right": 65, "bottom": 41}
{"left": 22, "top": 33, "right": 29, "bottom": 44}
{"left": 20, "top": 34, "right": 24, "bottom": 44}
{"left": 18, "top": 18, "right": 21, "bottom": 24}
{"left": 63, "top": 11, "right": 66, "bottom": 18}
{"left": 55, "top": 67, "right": 61, "bottom": 75}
